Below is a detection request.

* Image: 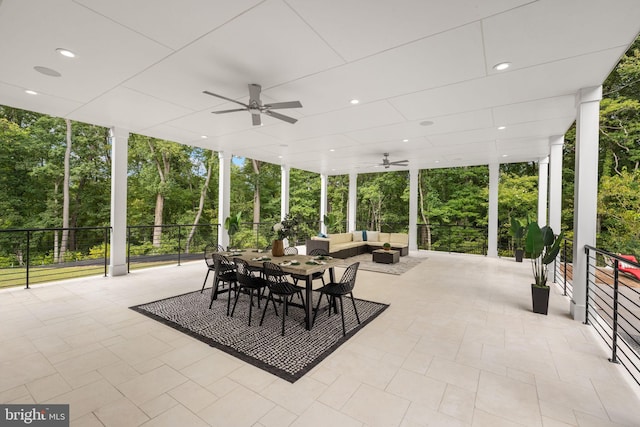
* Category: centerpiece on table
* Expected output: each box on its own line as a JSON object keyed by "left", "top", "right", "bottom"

{"left": 272, "top": 213, "right": 298, "bottom": 257}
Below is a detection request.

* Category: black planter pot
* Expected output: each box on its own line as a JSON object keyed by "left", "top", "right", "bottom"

{"left": 531, "top": 284, "right": 550, "bottom": 315}
{"left": 515, "top": 249, "right": 524, "bottom": 262}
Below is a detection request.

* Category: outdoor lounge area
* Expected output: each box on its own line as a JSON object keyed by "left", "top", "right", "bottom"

{"left": 1, "top": 251, "right": 640, "bottom": 426}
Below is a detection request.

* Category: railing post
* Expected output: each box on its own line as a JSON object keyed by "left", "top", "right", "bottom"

{"left": 563, "top": 239, "right": 567, "bottom": 296}
{"left": 610, "top": 259, "right": 620, "bottom": 363}
{"left": 25, "top": 230, "right": 31, "bottom": 289}
{"left": 584, "top": 246, "right": 590, "bottom": 325}
{"left": 177, "top": 225, "right": 182, "bottom": 266}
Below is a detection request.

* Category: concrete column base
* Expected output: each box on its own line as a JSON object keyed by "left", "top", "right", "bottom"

{"left": 109, "top": 264, "right": 128, "bottom": 277}
{"left": 570, "top": 299, "right": 587, "bottom": 322}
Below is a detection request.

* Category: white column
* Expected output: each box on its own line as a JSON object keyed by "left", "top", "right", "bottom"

{"left": 109, "top": 128, "right": 128, "bottom": 276}
{"left": 218, "top": 151, "right": 231, "bottom": 250}
{"left": 487, "top": 163, "right": 499, "bottom": 258}
{"left": 409, "top": 169, "right": 418, "bottom": 252}
{"left": 320, "top": 174, "right": 328, "bottom": 235}
{"left": 548, "top": 136, "right": 564, "bottom": 234}
{"left": 348, "top": 172, "right": 357, "bottom": 232}
{"left": 537, "top": 157, "right": 549, "bottom": 227}
{"left": 280, "top": 165, "right": 290, "bottom": 218}
{"left": 571, "top": 86, "right": 602, "bottom": 322}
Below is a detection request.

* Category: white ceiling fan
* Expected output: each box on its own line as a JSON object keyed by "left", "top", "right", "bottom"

{"left": 203, "top": 83, "right": 302, "bottom": 126}
{"left": 379, "top": 153, "right": 409, "bottom": 169}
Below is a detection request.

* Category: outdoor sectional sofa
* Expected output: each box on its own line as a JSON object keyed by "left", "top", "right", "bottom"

{"left": 306, "top": 231, "right": 409, "bottom": 259}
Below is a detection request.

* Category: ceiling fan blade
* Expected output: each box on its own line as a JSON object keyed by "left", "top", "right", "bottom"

{"left": 264, "top": 110, "right": 298, "bottom": 124}
{"left": 264, "top": 101, "right": 302, "bottom": 109}
{"left": 390, "top": 160, "right": 409, "bottom": 165}
{"left": 203, "top": 90, "right": 249, "bottom": 108}
{"left": 248, "top": 84, "right": 262, "bottom": 103}
{"left": 212, "top": 108, "right": 247, "bottom": 114}
{"left": 251, "top": 113, "right": 261, "bottom": 126}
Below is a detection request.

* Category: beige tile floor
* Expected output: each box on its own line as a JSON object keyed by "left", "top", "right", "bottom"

{"left": 1, "top": 251, "right": 640, "bottom": 426}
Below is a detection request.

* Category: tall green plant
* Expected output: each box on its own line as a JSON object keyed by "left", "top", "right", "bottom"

{"left": 525, "top": 222, "right": 563, "bottom": 287}
{"left": 509, "top": 217, "right": 526, "bottom": 250}
{"left": 224, "top": 212, "right": 242, "bottom": 248}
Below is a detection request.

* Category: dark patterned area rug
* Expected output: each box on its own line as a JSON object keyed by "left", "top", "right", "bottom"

{"left": 130, "top": 289, "right": 388, "bottom": 383}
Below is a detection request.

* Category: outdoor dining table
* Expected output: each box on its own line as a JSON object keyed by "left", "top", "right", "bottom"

{"left": 223, "top": 251, "right": 342, "bottom": 330}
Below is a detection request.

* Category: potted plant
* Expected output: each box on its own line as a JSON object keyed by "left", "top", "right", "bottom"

{"left": 510, "top": 217, "right": 526, "bottom": 262}
{"left": 224, "top": 212, "right": 242, "bottom": 250}
{"left": 383, "top": 242, "right": 391, "bottom": 251}
{"left": 525, "top": 222, "right": 563, "bottom": 315}
{"left": 272, "top": 213, "right": 298, "bottom": 256}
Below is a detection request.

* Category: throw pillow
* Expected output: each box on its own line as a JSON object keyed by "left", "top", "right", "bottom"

{"left": 367, "top": 231, "right": 379, "bottom": 242}
{"left": 352, "top": 231, "right": 363, "bottom": 242}
{"left": 363, "top": 230, "right": 367, "bottom": 241}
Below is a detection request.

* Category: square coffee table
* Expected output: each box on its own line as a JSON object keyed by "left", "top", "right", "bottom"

{"left": 372, "top": 249, "right": 399, "bottom": 264}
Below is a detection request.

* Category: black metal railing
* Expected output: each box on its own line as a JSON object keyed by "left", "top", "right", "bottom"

{"left": 0, "top": 226, "right": 111, "bottom": 289}
{"left": 584, "top": 246, "right": 640, "bottom": 386}
{"left": 126, "top": 223, "right": 219, "bottom": 271}
{"left": 554, "top": 237, "right": 574, "bottom": 298}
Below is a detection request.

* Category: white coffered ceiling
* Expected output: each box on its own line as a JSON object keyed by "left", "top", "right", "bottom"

{"left": 1, "top": 0, "right": 639, "bottom": 175}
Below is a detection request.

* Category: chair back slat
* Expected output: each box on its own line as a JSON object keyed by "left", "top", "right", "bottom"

{"left": 234, "top": 258, "right": 255, "bottom": 286}
{"left": 334, "top": 262, "right": 359, "bottom": 294}
{"left": 284, "top": 246, "right": 298, "bottom": 255}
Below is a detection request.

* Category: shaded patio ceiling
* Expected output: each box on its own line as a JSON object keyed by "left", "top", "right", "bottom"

{"left": 1, "top": 0, "right": 639, "bottom": 176}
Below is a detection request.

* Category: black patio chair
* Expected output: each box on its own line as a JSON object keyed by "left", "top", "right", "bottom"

{"left": 284, "top": 246, "right": 298, "bottom": 255}
{"left": 312, "top": 261, "right": 360, "bottom": 336}
{"left": 208, "top": 254, "right": 237, "bottom": 315}
{"left": 231, "top": 258, "right": 271, "bottom": 325}
{"left": 260, "top": 262, "right": 307, "bottom": 336}
{"left": 201, "top": 244, "right": 226, "bottom": 293}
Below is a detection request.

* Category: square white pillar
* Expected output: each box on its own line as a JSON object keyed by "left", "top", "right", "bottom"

{"left": 487, "top": 163, "right": 499, "bottom": 257}
{"left": 571, "top": 86, "right": 602, "bottom": 322}
{"left": 109, "top": 127, "right": 128, "bottom": 276}
{"left": 320, "top": 174, "right": 328, "bottom": 234}
{"left": 538, "top": 157, "right": 549, "bottom": 227}
{"left": 548, "top": 136, "right": 564, "bottom": 233}
{"left": 280, "top": 165, "right": 290, "bottom": 218}
{"left": 409, "top": 169, "right": 418, "bottom": 252}
{"left": 348, "top": 172, "right": 357, "bottom": 232}
{"left": 218, "top": 151, "right": 231, "bottom": 249}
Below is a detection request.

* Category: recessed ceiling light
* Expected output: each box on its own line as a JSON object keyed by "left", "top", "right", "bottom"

{"left": 329, "top": 149, "right": 335, "bottom": 152}
{"left": 493, "top": 62, "right": 511, "bottom": 71}
{"left": 498, "top": 126, "right": 506, "bottom": 130}
{"left": 33, "top": 66, "right": 61, "bottom": 77}
{"left": 278, "top": 155, "right": 283, "bottom": 159}
{"left": 502, "top": 154, "right": 509, "bottom": 158}
{"left": 402, "top": 139, "right": 409, "bottom": 142}
{"left": 25, "top": 89, "right": 38, "bottom": 95}
{"left": 56, "top": 48, "right": 76, "bottom": 58}
{"left": 420, "top": 120, "right": 434, "bottom": 127}
{"left": 434, "top": 160, "right": 440, "bottom": 163}
{"left": 200, "top": 135, "right": 208, "bottom": 139}
{"left": 350, "top": 99, "right": 360, "bottom": 105}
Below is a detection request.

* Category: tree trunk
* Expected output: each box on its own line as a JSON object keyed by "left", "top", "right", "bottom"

{"left": 149, "top": 140, "right": 170, "bottom": 248}
{"left": 60, "top": 119, "right": 71, "bottom": 263}
{"left": 418, "top": 170, "right": 432, "bottom": 250}
{"left": 186, "top": 156, "right": 212, "bottom": 253}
